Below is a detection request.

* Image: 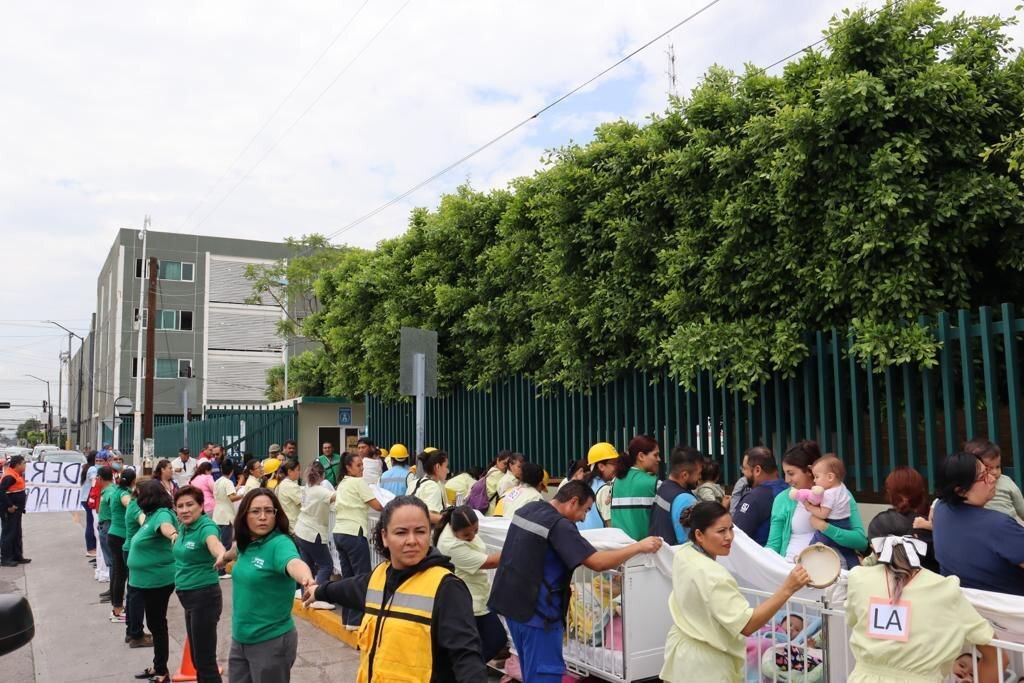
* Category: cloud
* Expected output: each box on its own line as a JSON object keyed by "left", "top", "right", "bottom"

{"left": 0, "top": 0, "right": 1020, "bottom": 417}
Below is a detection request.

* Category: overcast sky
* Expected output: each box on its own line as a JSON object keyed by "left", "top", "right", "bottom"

{"left": 0, "top": 0, "right": 1018, "bottom": 433}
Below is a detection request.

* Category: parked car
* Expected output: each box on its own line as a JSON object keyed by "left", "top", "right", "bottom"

{"left": 30, "top": 444, "right": 59, "bottom": 461}
{"left": 36, "top": 450, "right": 87, "bottom": 464}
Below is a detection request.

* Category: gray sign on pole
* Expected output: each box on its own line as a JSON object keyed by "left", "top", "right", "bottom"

{"left": 399, "top": 327, "right": 438, "bottom": 398}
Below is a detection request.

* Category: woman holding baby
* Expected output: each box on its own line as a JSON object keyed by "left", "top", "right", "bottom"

{"left": 765, "top": 440, "right": 868, "bottom": 567}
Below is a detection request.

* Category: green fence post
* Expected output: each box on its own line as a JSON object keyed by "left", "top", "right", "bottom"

{"left": 1001, "top": 304, "right": 1024, "bottom": 487}
{"left": 831, "top": 330, "right": 847, "bottom": 462}
{"left": 902, "top": 364, "right": 919, "bottom": 474}
{"left": 848, "top": 336, "right": 865, "bottom": 491}
{"left": 937, "top": 312, "right": 957, "bottom": 454}
{"left": 884, "top": 365, "right": 898, "bottom": 474}
{"left": 978, "top": 306, "right": 1000, "bottom": 443}
{"left": 958, "top": 309, "right": 977, "bottom": 441}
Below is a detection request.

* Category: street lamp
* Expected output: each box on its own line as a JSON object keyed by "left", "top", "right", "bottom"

{"left": 46, "top": 321, "right": 85, "bottom": 449}
{"left": 110, "top": 396, "right": 133, "bottom": 457}
{"left": 25, "top": 375, "right": 52, "bottom": 443}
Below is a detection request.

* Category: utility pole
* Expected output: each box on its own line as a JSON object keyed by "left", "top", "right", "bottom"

{"left": 143, "top": 255, "right": 157, "bottom": 442}
{"left": 27, "top": 375, "right": 52, "bottom": 443}
{"left": 666, "top": 42, "right": 678, "bottom": 99}
{"left": 47, "top": 321, "right": 84, "bottom": 449}
{"left": 132, "top": 217, "right": 149, "bottom": 465}
{"left": 57, "top": 355, "right": 63, "bottom": 447}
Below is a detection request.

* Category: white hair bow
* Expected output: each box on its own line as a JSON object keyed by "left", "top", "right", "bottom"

{"left": 871, "top": 535, "right": 927, "bottom": 568}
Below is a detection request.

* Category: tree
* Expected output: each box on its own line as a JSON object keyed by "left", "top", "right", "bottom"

{"left": 16, "top": 418, "right": 43, "bottom": 443}
{"left": 301, "top": 1, "right": 1024, "bottom": 400}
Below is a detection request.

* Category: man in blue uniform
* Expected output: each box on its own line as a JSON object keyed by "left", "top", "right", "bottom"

{"left": 489, "top": 481, "right": 661, "bottom": 681}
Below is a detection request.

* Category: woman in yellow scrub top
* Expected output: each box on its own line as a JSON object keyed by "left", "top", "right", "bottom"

{"left": 496, "top": 452, "right": 524, "bottom": 499}
{"left": 483, "top": 451, "right": 512, "bottom": 514}
{"left": 500, "top": 462, "right": 545, "bottom": 518}
{"left": 332, "top": 452, "right": 383, "bottom": 629}
{"left": 845, "top": 535, "right": 997, "bottom": 682}
{"left": 409, "top": 450, "right": 450, "bottom": 524}
{"left": 435, "top": 505, "right": 507, "bottom": 662}
{"left": 275, "top": 460, "right": 303, "bottom": 533}
{"left": 661, "top": 501, "right": 810, "bottom": 683}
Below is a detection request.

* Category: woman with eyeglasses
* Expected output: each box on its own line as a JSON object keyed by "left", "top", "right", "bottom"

{"left": 932, "top": 451, "right": 1024, "bottom": 596}
{"left": 215, "top": 489, "right": 315, "bottom": 682}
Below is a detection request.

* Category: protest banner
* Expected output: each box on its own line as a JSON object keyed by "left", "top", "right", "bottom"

{"left": 24, "top": 461, "right": 84, "bottom": 513}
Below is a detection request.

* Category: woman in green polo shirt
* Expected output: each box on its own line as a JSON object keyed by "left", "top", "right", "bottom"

{"left": 123, "top": 480, "right": 150, "bottom": 647}
{"left": 105, "top": 467, "right": 134, "bottom": 624}
{"left": 128, "top": 479, "right": 179, "bottom": 683}
{"left": 173, "top": 485, "right": 227, "bottom": 683}
{"left": 215, "top": 488, "right": 314, "bottom": 682}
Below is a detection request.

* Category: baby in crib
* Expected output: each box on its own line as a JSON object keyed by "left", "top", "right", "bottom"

{"left": 802, "top": 455, "right": 860, "bottom": 569}
{"left": 779, "top": 615, "right": 804, "bottom": 641}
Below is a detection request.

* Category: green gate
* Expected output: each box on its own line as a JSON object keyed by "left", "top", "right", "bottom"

{"left": 152, "top": 406, "right": 297, "bottom": 461}
{"left": 368, "top": 304, "right": 1023, "bottom": 496}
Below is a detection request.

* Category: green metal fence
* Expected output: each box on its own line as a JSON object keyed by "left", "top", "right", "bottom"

{"left": 152, "top": 406, "right": 296, "bottom": 459}
{"left": 368, "top": 304, "right": 1024, "bottom": 496}
{"left": 105, "top": 415, "right": 186, "bottom": 455}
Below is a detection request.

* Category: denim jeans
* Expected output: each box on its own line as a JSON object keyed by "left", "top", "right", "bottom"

{"left": 97, "top": 520, "right": 112, "bottom": 569}
{"left": 82, "top": 502, "right": 96, "bottom": 551}
{"left": 295, "top": 535, "right": 333, "bottom": 586}
{"left": 332, "top": 533, "right": 371, "bottom": 626}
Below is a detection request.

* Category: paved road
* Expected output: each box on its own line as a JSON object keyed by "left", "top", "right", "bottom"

{"left": 0, "top": 511, "right": 360, "bottom": 682}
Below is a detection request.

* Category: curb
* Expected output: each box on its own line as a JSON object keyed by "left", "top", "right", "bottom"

{"left": 292, "top": 599, "right": 359, "bottom": 649}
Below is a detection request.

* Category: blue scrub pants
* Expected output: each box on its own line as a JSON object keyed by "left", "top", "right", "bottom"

{"left": 506, "top": 618, "right": 565, "bottom": 682}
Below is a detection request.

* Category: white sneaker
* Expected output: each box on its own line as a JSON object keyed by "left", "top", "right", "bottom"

{"left": 295, "top": 589, "right": 303, "bottom": 600}
{"left": 311, "top": 601, "right": 335, "bottom": 610}
{"left": 219, "top": 573, "right": 232, "bottom": 580}
{"left": 344, "top": 624, "right": 359, "bottom": 631}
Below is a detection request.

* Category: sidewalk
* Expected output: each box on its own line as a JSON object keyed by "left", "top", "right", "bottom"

{"left": 0, "top": 511, "right": 360, "bottom": 682}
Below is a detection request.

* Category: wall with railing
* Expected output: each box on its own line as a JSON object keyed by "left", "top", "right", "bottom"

{"left": 368, "top": 304, "right": 1024, "bottom": 495}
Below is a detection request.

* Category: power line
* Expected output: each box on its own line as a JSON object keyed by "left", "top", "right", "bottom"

{"left": 320, "top": 0, "right": 726, "bottom": 242}
{"left": 191, "top": 0, "right": 413, "bottom": 233}
{"left": 321, "top": 0, "right": 905, "bottom": 244}
{"left": 177, "top": 0, "right": 374, "bottom": 232}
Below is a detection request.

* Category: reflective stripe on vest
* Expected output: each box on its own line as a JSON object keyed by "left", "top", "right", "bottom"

{"left": 358, "top": 561, "right": 450, "bottom": 682}
{"left": 510, "top": 512, "right": 550, "bottom": 539}
{"left": 611, "top": 496, "right": 654, "bottom": 508}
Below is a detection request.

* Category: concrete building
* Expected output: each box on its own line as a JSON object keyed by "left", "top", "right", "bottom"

{"left": 69, "top": 228, "right": 304, "bottom": 453}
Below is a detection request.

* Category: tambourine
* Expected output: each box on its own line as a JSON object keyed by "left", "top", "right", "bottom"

{"left": 796, "top": 543, "right": 842, "bottom": 588}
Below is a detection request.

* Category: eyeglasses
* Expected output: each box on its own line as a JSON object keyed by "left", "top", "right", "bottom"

{"left": 247, "top": 507, "right": 277, "bottom": 517}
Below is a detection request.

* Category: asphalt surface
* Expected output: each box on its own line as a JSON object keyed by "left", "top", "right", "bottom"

{"left": 0, "top": 510, "right": 361, "bottom": 682}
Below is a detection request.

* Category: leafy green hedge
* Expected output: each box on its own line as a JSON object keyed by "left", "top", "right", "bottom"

{"left": 282, "top": 1, "right": 1024, "bottom": 401}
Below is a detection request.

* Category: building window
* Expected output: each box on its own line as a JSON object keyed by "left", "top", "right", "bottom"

{"left": 135, "top": 259, "right": 195, "bottom": 282}
{"left": 134, "top": 308, "right": 194, "bottom": 331}
{"left": 132, "top": 357, "right": 193, "bottom": 378}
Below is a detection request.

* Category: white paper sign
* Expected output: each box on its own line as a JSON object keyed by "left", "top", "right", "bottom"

{"left": 866, "top": 597, "right": 910, "bottom": 641}
{"left": 24, "top": 461, "right": 84, "bottom": 513}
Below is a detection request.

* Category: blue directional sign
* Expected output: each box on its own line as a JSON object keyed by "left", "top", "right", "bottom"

{"left": 338, "top": 407, "right": 352, "bottom": 425}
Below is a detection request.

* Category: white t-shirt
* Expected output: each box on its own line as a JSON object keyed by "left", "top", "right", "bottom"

{"left": 785, "top": 504, "right": 816, "bottom": 562}
{"left": 170, "top": 457, "right": 196, "bottom": 488}
{"left": 212, "top": 477, "right": 237, "bottom": 526}
{"left": 821, "top": 483, "right": 851, "bottom": 520}
{"left": 501, "top": 485, "right": 543, "bottom": 518}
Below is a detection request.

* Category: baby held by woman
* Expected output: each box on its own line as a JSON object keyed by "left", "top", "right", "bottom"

{"left": 801, "top": 455, "right": 859, "bottom": 568}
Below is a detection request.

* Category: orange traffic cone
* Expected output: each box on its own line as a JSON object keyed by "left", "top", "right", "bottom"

{"left": 171, "top": 637, "right": 223, "bottom": 682}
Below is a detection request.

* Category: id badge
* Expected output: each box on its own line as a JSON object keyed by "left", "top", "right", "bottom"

{"left": 866, "top": 597, "right": 910, "bottom": 641}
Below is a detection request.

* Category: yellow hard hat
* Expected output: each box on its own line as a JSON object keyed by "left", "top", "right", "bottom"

{"left": 542, "top": 469, "right": 550, "bottom": 491}
{"left": 424, "top": 447, "right": 438, "bottom": 453}
{"left": 390, "top": 443, "right": 410, "bottom": 460}
{"left": 588, "top": 442, "right": 619, "bottom": 466}
{"left": 379, "top": 447, "right": 389, "bottom": 458}
{"left": 263, "top": 458, "right": 281, "bottom": 475}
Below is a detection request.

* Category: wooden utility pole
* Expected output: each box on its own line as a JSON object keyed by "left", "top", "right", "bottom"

{"left": 143, "top": 256, "right": 158, "bottom": 438}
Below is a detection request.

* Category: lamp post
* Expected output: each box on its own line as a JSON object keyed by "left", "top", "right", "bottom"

{"left": 46, "top": 320, "right": 84, "bottom": 449}
{"left": 25, "top": 375, "right": 52, "bottom": 443}
{"left": 111, "top": 396, "right": 133, "bottom": 456}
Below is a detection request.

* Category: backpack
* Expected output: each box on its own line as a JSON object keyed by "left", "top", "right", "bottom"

{"left": 467, "top": 469, "right": 497, "bottom": 512}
